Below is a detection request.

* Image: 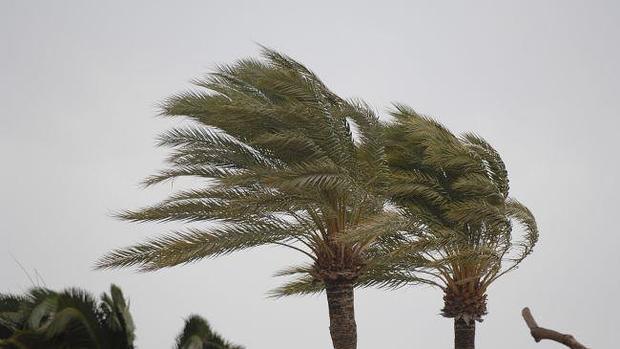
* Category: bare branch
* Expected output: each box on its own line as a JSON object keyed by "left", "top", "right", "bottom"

{"left": 521, "top": 307, "right": 589, "bottom": 349}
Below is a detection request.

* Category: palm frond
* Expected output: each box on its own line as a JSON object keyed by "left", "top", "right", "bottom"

{"left": 96, "top": 220, "right": 311, "bottom": 272}
{"left": 268, "top": 274, "right": 325, "bottom": 298}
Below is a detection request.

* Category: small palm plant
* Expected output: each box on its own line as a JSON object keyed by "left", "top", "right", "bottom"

{"left": 96, "top": 48, "right": 389, "bottom": 349}
{"left": 175, "top": 315, "right": 243, "bottom": 349}
{"left": 374, "top": 105, "right": 539, "bottom": 349}
{"left": 0, "top": 284, "right": 135, "bottom": 349}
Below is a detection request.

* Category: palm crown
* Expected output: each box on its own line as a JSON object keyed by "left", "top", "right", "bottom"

{"left": 374, "top": 105, "right": 539, "bottom": 323}
{"left": 0, "top": 285, "right": 135, "bottom": 349}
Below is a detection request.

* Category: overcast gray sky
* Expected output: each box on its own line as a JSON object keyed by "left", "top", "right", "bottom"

{"left": 1, "top": 1, "right": 619, "bottom": 348}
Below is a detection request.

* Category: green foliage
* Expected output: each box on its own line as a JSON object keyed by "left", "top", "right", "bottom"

{"left": 93, "top": 46, "right": 539, "bottom": 332}
{"left": 0, "top": 285, "right": 135, "bottom": 349}
{"left": 174, "top": 315, "right": 243, "bottom": 349}
{"left": 371, "top": 106, "right": 539, "bottom": 320}
{"left": 96, "top": 47, "right": 392, "bottom": 296}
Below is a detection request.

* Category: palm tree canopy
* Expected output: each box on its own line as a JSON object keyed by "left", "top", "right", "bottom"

{"left": 96, "top": 47, "right": 392, "bottom": 296}
{"left": 175, "top": 315, "right": 243, "bottom": 349}
{"left": 365, "top": 105, "right": 539, "bottom": 321}
{"left": 0, "top": 284, "right": 135, "bottom": 349}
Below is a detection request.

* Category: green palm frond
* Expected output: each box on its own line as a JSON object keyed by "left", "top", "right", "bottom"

{"left": 96, "top": 220, "right": 315, "bottom": 272}
{"left": 142, "top": 166, "right": 237, "bottom": 187}
{"left": 100, "top": 285, "right": 135, "bottom": 348}
{"left": 158, "top": 127, "right": 275, "bottom": 170}
{"left": 116, "top": 187, "right": 298, "bottom": 224}
{"left": 268, "top": 274, "right": 325, "bottom": 298}
{"left": 488, "top": 198, "right": 539, "bottom": 282}
{"left": 337, "top": 212, "right": 409, "bottom": 248}
{"left": 461, "top": 132, "right": 509, "bottom": 198}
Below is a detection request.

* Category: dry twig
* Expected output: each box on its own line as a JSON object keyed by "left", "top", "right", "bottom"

{"left": 521, "top": 307, "right": 589, "bottom": 349}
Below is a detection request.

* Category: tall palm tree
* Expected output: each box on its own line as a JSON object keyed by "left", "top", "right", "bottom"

{"left": 174, "top": 315, "right": 243, "bottom": 349}
{"left": 371, "top": 105, "right": 539, "bottom": 349}
{"left": 96, "top": 47, "right": 390, "bottom": 349}
{"left": 0, "top": 284, "right": 135, "bottom": 349}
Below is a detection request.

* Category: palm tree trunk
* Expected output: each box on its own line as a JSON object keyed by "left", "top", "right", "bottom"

{"left": 325, "top": 279, "right": 357, "bottom": 349}
{"left": 454, "top": 318, "right": 475, "bottom": 349}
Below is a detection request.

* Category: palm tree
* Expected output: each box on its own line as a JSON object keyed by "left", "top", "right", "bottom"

{"left": 96, "top": 47, "right": 390, "bottom": 349}
{"left": 174, "top": 315, "right": 243, "bottom": 349}
{"left": 0, "top": 284, "right": 135, "bottom": 349}
{"left": 371, "top": 105, "right": 539, "bottom": 349}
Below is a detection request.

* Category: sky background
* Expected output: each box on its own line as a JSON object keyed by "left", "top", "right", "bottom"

{"left": 1, "top": 1, "right": 619, "bottom": 348}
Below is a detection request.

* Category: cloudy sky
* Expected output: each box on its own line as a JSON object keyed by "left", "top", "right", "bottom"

{"left": 1, "top": 1, "right": 618, "bottom": 348}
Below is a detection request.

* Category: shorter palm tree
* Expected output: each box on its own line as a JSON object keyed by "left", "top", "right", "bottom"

{"left": 369, "top": 105, "right": 539, "bottom": 349}
{"left": 175, "top": 315, "right": 243, "bottom": 349}
{"left": 0, "top": 284, "right": 135, "bottom": 349}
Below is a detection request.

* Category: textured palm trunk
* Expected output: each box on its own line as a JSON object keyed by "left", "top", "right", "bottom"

{"left": 454, "top": 319, "right": 476, "bottom": 349}
{"left": 325, "top": 279, "right": 357, "bottom": 349}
